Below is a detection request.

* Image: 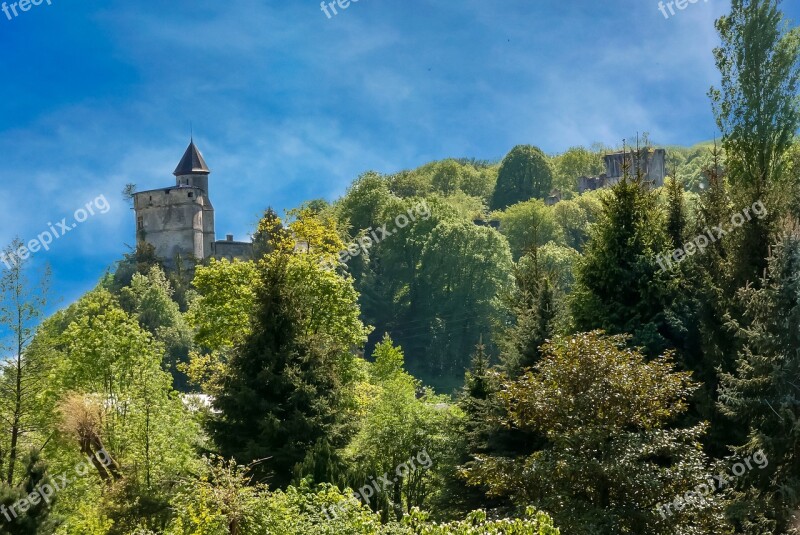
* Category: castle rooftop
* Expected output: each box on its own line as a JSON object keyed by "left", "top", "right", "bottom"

{"left": 173, "top": 140, "right": 210, "bottom": 176}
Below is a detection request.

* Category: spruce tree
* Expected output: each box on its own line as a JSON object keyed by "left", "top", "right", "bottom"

{"left": 210, "top": 215, "right": 368, "bottom": 488}
{"left": 718, "top": 230, "right": 800, "bottom": 534}
{"left": 498, "top": 249, "right": 557, "bottom": 376}
{"left": 0, "top": 450, "right": 60, "bottom": 535}
{"left": 570, "top": 152, "right": 679, "bottom": 356}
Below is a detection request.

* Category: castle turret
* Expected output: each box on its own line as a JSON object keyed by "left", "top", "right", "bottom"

{"left": 173, "top": 140, "right": 211, "bottom": 194}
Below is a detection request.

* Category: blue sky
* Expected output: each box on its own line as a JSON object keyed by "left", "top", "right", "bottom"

{"left": 0, "top": 0, "right": 798, "bottom": 307}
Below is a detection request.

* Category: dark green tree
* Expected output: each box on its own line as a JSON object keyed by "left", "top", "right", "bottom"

{"left": 210, "top": 253, "right": 336, "bottom": 488}
{"left": 498, "top": 249, "right": 557, "bottom": 376}
{"left": 210, "top": 221, "right": 369, "bottom": 488}
{"left": 718, "top": 230, "right": 800, "bottom": 534}
{"left": 0, "top": 450, "right": 59, "bottom": 535}
{"left": 665, "top": 177, "right": 687, "bottom": 248}
{"left": 490, "top": 145, "right": 553, "bottom": 210}
{"left": 570, "top": 164, "right": 678, "bottom": 356}
{"left": 464, "top": 332, "right": 726, "bottom": 535}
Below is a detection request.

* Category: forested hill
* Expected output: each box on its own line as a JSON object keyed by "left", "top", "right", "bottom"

{"left": 297, "top": 141, "right": 727, "bottom": 390}
{"left": 122, "top": 140, "right": 729, "bottom": 392}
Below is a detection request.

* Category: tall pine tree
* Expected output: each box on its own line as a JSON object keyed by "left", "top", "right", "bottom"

{"left": 719, "top": 228, "right": 800, "bottom": 534}
{"left": 210, "top": 214, "right": 369, "bottom": 488}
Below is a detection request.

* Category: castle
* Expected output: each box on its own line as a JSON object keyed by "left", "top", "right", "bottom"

{"left": 577, "top": 148, "right": 666, "bottom": 194}
{"left": 133, "top": 140, "right": 253, "bottom": 265}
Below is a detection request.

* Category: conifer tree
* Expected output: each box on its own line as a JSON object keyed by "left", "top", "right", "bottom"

{"left": 498, "top": 249, "right": 557, "bottom": 376}
{"left": 0, "top": 450, "right": 60, "bottom": 535}
{"left": 718, "top": 229, "right": 800, "bottom": 534}
{"left": 570, "top": 151, "right": 679, "bottom": 356}
{"left": 210, "top": 213, "right": 369, "bottom": 488}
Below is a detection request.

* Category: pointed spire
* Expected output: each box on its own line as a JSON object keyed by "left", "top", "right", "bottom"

{"left": 173, "top": 140, "right": 210, "bottom": 176}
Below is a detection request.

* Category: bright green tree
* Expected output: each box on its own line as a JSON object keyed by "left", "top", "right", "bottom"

{"left": 344, "top": 336, "right": 455, "bottom": 520}
{"left": 184, "top": 258, "right": 259, "bottom": 395}
{"left": 710, "top": 0, "right": 800, "bottom": 286}
{"left": 551, "top": 145, "right": 605, "bottom": 197}
{"left": 495, "top": 199, "right": 560, "bottom": 260}
{"left": 119, "top": 266, "right": 193, "bottom": 390}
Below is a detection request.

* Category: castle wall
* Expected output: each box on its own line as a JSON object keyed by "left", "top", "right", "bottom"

{"left": 214, "top": 239, "right": 253, "bottom": 261}
{"left": 134, "top": 186, "right": 214, "bottom": 262}
{"left": 603, "top": 149, "right": 666, "bottom": 187}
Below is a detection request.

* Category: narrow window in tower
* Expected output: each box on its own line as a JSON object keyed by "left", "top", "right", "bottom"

{"left": 137, "top": 216, "right": 144, "bottom": 231}
{"left": 188, "top": 192, "right": 193, "bottom": 198}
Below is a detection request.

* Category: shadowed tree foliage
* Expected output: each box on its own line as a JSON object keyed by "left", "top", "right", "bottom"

{"left": 210, "top": 212, "right": 369, "bottom": 488}
{"left": 719, "top": 228, "right": 800, "bottom": 534}
{"left": 0, "top": 450, "right": 60, "bottom": 535}
{"left": 491, "top": 146, "right": 553, "bottom": 210}
{"left": 464, "top": 332, "right": 726, "bottom": 535}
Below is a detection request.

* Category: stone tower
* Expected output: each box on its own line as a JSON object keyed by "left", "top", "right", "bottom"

{"left": 133, "top": 140, "right": 216, "bottom": 264}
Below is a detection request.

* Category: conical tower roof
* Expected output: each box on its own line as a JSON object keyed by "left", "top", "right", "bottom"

{"left": 173, "top": 140, "right": 210, "bottom": 176}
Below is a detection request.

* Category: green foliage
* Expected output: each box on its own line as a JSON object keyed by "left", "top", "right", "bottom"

{"left": 412, "top": 221, "right": 513, "bottom": 377}
{"left": 570, "top": 174, "right": 678, "bottom": 355}
{"left": 120, "top": 266, "right": 193, "bottom": 390}
{"left": 344, "top": 336, "right": 456, "bottom": 520}
{"left": 665, "top": 177, "right": 687, "bottom": 248}
{"left": 400, "top": 507, "right": 560, "bottom": 534}
{"left": 163, "top": 456, "right": 560, "bottom": 534}
{"left": 711, "top": 0, "right": 800, "bottom": 286}
{"left": 495, "top": 199, "right": 560, "bottom": 260}
{"left": 386, "top": 161, "right": 497, "bottom": 203}
{"left": 210, "top": 239, "right": 370, "bottom": 488}
{"left": 184, "top": 259, "right": 259, "bottom": 395}
{"left": 337, "top": 172, "right": 396, "bottom": 234}
{"left": 551, "top": 145, "right": 605, "bottom": 197}
{"left": 497, "top": 250, "right": 559, "bottom": 376}
{"left": 464, "top": 332, "right": 725, "bottom": 535}
{"left": 711, "top": 0, "right": 800, "bottom": 194}
{"left": 719, "top": 230, "right": 800, "bottom": 533}
{"left": 491, "top": 146, "right": 554, "bottom": 210}
{"left": 0, "top": 243, "right": 51, "bottom": 485}
{"left": 57, "top": 288, "right": 200, "bottom": 485}
{"left": 0, "top": 450, "right": 60, "bottom": 535}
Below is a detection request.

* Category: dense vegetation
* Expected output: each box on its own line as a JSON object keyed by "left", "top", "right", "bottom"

{"left": 1, "top": 1, "right": 799, "bottom": 533}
